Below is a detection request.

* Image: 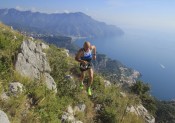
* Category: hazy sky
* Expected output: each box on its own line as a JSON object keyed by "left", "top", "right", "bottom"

{"left": 1, "top": 0, "right": 175, "bottom": 31}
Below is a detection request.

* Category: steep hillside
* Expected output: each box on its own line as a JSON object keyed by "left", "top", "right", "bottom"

{"left": 0, "top": 23, "right": 156, "bottom": 123}
{"left": 33, "top": 34, "right": 139, "bottom": 88}
{"left": 0, "top": 8, "right": 124, "bottom": 38}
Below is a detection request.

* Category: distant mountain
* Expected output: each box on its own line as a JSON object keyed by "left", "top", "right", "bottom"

{"left": 0, "top": 8, "right": 124, "bottom": 38}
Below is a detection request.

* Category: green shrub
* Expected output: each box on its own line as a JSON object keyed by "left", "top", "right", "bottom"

{"left": 0, "top": 24, "right": 23, "bottom": 81}
{"left": 46, "top": 45, "right": 79, "bottom": 98}
{"left": 131, "top": 80, "right": 157, "bottom": 116}
{"left": 155, "top": 101, "right": 175, "bottom": 123}
{"left": 131, "top": 80, "right": 150, "bottom": 95}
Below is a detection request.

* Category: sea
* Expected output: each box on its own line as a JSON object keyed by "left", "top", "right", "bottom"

{"left": 73, "top": 28, "right": 175, "bottom": 100}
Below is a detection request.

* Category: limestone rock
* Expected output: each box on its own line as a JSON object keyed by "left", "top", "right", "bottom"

{"left": 0, "top": 91, "right": 9, "bottom": 101}
{"left": 0, "top": 110, "right": 10, "bottom": 123}
{"left": 61, "top": 105, "right": 84, "bottom": 123}
{"left": 127, "top": 104, "right": 155, "bottom": 123}
{"left": 126, "top": 105, "right": 137, "bottom": 114}
{"left": 95, "top": 104, "right": 102, "bottom": 111}
{"left": 137, "top": 105, "right": 155, "bottom": 123}
{"left": 44, "top": 73, "right": 57, "bottom": 93}
{"left": 41, "top": 42, "right": 49, "bottom": 49}
{"left": 67, "top": 105, "right": 74, "bottom": 114}
{"left": 15, "top": 40, "right": 57, "bottom": 93}
{"left": 104, "top": 80, "right": 111, "bottom": 87}
{"left": 9, "top": 82, "right": 23, "bottom": 95}
{"left": 15, "top": 40, "right": 51, "bottom": 79}
{"left": 74, "top": 103, "right": 86, "bottom": 112}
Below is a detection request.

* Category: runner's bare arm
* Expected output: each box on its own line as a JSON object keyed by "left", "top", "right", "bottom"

{"left": 91, "top": 45, "right": 96, "bottom": 60}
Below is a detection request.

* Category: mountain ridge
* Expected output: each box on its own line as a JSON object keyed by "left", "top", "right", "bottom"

{"left": 0, "top": 8, "right": 124, "bottom": 38}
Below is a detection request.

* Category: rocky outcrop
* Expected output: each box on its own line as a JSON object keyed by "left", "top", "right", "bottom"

{"left": 15, "top": 40, "right": 57, "bottom": 93}
{"left": 0, "top": 110, "right": 10, "bottom": 123}
{"left": 61, "top": 105, "right": 84, "bottom": 123}
{"left": 127, "top": 104, "right": 155, "bottom": 123}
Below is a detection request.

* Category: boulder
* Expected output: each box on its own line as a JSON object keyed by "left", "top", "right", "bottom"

{"left": 61, "top": 105, "right": 84, "bottom": 123}
{"left": 74, "top": 103, "right": 86, "bottom": 112}
{"left": 0, "top": 110, "right": 10, "bottom": 123}
{"left": 44, "top": 73, "right": 57, "bottom": 93}
{"left": 9, "top": 82, "right": 23, "bottom": 95}
{"left": 0, "top": 91, "right": 9, "bottom": 101}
